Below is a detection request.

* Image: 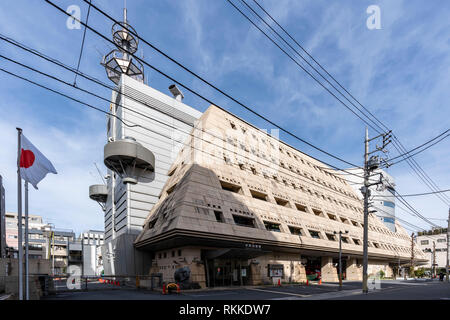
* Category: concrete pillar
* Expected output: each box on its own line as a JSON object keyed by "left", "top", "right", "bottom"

{"left": 248, "top": 263, "right": 262, "bottom": 285}
{"left": 321, "top": 256, "right": 339, "bottom": 282}
{"left": 346, "top": 258, "right": 362, "bottom": 281}
{"left": 292, "top": 262, "right": 307, "bottom": 283}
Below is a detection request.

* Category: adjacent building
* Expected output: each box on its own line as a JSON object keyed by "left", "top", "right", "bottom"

{"left": 79, "top": 230, "right": 104, "bottom": 276}
{"left": 416, "top": 228, "right": 448, "bottom": 274}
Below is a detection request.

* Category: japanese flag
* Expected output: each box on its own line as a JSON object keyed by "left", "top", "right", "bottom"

{"left": 19, "top": 135, "right": 57, "bottom": 189}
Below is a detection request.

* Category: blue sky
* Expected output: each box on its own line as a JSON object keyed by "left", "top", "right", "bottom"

{"left": 0, "top": 0, "right": 449, "bottom": 235}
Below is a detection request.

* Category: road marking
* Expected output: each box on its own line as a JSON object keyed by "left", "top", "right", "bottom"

{"left": 248, "top": 288, "right": 310, "bottom": 298}
{"left": 187, "top": 291, "right": 238, "bottom": 297}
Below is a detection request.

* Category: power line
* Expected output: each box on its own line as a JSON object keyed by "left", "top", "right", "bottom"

{"left": 0, "top": 59, "right": 364, "bottom": 204}
{"left": 2, "top": 63, "right": 435, "bottom": 231}
{"left": 386, "top": 132, "right": 450, "bottom": 166}
{"left": 236, "top": 0, "right": 388, "bottom": 135}
{"left": 385, "top": 129, "right": 449, "bottom": 162}
{"left": 3, "top": 55, "right": 438, "bottom": 238}
{"left": 35, "top": 2, "right": 449, "bottom": 226}
{"left": 372, "top": 189, "right": 450, "bottom": 198}
{"left": 73, "top": 0, "right": 92, "bottom": 86}
{"left": 237, "top": 0, "right": 450, "bottom": 206}
{"left": 44, "top": 0, "right": 362, "bottom": 169}
{"left": 0, "top": 34, "right": 368, "bottom": 186}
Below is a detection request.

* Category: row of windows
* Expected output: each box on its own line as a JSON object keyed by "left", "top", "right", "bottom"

{"left": 220, "top": 179, "right": 362, "bottom": 221}
{"left": 219, "top": 180, "right": 400, "bottom": 239}
{"left": 421, "top": 239, "right": 447, "bottom": 245}
{"left": 212, "top": 208, "right": 410, "bottom": 253}
{"left": 157, "top": 249, "right": 182, "bottom": 259}
{"left": 225, "top": 149, "right": 357, "bottom": 203}
{"left": 227, "top": 120, "right": 350, "bottom": 185}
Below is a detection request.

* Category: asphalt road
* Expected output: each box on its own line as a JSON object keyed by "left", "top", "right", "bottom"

{"left": 43, "top": 279, "right": 450, "bottom": 300}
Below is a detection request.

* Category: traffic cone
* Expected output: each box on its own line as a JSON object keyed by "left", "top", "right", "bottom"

{"left": 319, "top": 279, "right": 322, "bottom": 285}
{"left": 162, "top": 283, "right": 166, "bottom": 295}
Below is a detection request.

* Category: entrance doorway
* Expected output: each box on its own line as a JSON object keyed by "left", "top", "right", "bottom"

{"left": 305, "top": 257, "right": 321, "bottom": 280}
{"left": 206, "top": 259, "right": 249, "bottom": 287}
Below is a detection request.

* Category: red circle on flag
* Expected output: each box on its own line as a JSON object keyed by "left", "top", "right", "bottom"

{"left": 20, "top": 149, "right": 35, "bottom": 168}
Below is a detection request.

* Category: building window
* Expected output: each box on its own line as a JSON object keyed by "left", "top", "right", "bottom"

{"left": 437, "top": 239, "right": 446, "bottom": 243}
{"left": 274, "top": 197, "right": 290, "bottom": 208}
{"left": 308, "top": 230, "right": 321, "bottom": 239}
{"left": 383, "top": 201, "right": 395, "bottom": 208}
{"left": 327, "top": 213, "right": 337, "bottom": 221}
{"left": 172, "top": 251, "right": 175, "bottom": 257}
{"left": 353, "top": 238, "right": 362, "bottom": 245}
{"left": 232, "top": 215, "right": 255, "bottom": 228}
{"left": 163, "top": 252, "right": 167, "bottom": 258}
{"left": 214, "top": 211, "right": 224, "bottom": 223}
{"left": 342, "top": 236, "right": 349, "bottom": 244}
{"left": 264, "top": 221, "right": 281, "bottom": 232}
{"left": 326, "top": 233, "right": 337, "bottom": 241}
{"left": 420, "top": 240, "right": 429, "bottom": 245}
{"left": 178, "top": 250, "right": 182, "bottom": 256}
{"left": 288, "top": 226, "right": 304, "bottom": 236}
{"left": 249, "top": 189, "right": 268, "bottom": 201}
{"left": 295, "top": 203, "right": 307, "bottom": 212}
{"left": 312, "top": 209, "right": 324, "bottom": 217}
{"left": 158, "top": 253, "right": 161, "bottom": 259}
{"left": 220, "top": 181, "right": 242, "bottom": 194}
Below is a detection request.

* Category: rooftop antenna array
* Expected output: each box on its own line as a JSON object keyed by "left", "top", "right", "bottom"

{"left": 101, "top": 2, "right": 144, "bottom": 84}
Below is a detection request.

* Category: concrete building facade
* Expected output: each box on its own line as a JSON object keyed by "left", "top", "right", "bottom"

{"left": 134, "top": 106, "right": 427, "bottom": 287}
{"left": 416, "top": 229, "right": 448, "bottom": 273}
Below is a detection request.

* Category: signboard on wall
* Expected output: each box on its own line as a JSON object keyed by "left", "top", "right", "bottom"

{"left": 268, "top": 264, "right": 284, "bottom": 277}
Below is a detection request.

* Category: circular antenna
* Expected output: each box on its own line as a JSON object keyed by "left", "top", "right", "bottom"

{"left": 89, "top": 184, "right": 108, "bottom": 203}
{"left": 104, "top": 138, "right": 155, "bottom": 184}
{"left": 112, "top": 22, "right": 139, "bottom": 54}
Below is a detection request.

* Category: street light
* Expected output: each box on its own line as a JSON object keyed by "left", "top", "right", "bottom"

{"left": 334, "top": 230, "right": 349, "bottom": 291}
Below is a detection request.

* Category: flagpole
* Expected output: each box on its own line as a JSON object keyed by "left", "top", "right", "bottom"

{"left": 24, "top": 181, "right": 29, "bottom": 300}
{"left": 16, "top": 127, "right": 23, "bottom": 301}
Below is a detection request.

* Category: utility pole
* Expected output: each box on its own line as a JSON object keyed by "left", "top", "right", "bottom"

{"left": 432, "top": 241, "right": 436, "bottom": 278}
{"left": 410, "top": 233, "right": 415, "bottom": 279}
{"left": 362, "top": 127, "right": 370, "bottom": 293}
{"left": 361, "top": 128, "right": 392, "bottom": 293}
{"left": 446, "top": 208, "right": 449, "bottom": 282}
{"left": 334, "top": 230, "right": 348, "bottom": 291}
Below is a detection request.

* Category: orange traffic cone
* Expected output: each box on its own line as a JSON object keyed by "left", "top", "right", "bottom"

{"left": 318, "top": 279, "right": 322, "bottom": 285}
{"left": 162, "top": 283, "right": 166, "bottom": 295}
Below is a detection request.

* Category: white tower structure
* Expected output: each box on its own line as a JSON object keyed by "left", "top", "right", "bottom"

{"left": 341, "top": 168, "right": 397, "bottom": 232}
{"left": 89, "top": 7, "right": 202, "bottom": 275}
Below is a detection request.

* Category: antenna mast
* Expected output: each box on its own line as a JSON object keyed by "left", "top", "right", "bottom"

{"left": 101, "top": 2, "right": 144, "bottom": 84}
